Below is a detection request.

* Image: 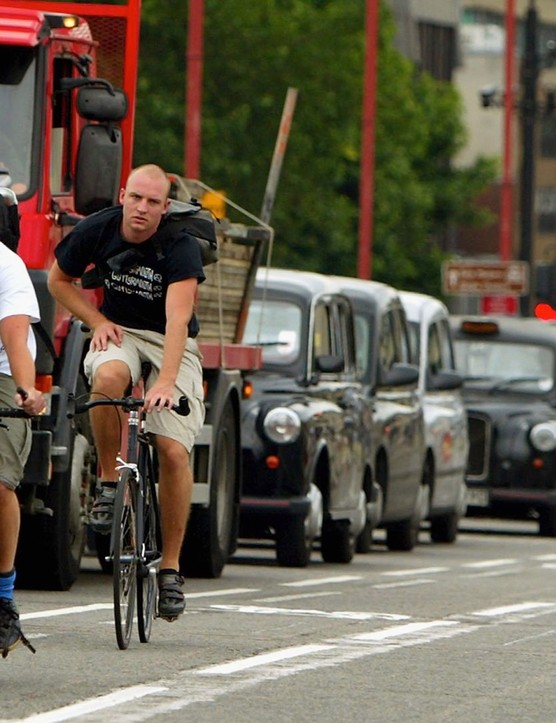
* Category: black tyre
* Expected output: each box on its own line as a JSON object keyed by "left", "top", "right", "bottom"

{"left": 112, "top": 469, "right": 137, "bottom": 650}
{"left": 538, "top": 506, "right": 556, "bottom": 536}
{"left": 137, "top": 449, "right": 161, "bottom": 643}
{"left": 430, "top": 511, "right": 459, "bottom": 543}
{"left": 386, "top": 476, "right": 427, "bottom": 552}
{"left": 180, "top": 398, "right": 238, "bottom": 578}
{"left": 16, "top": 431, "right": 90, "bottom": 591}
{"left": 321, "top": 519, "right": 354, "bottom": 564}
{"left": 275, "top": 516, "right": 313, "bottom": 567}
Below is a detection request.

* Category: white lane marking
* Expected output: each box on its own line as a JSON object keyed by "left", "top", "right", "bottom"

{"left": 380, "top": 567, "right": 448, "bottom": 577}
{"left": 196, "top": 643, "right": 335, "bottom": 676}
{"left": 350, "top": 620, "right": 459, "bottom": 642}
{"left": 188, "top": 588, "right": 258, "bottom": 599}
{"left": 462, "top": 559, "right": 517, "bottom": 569}
{"left": 533, "top": 554, "right": 556, "bottom": 561}
{"left": 19, "top": 590, "right": 257, "bottom": 622}
{"left": 13, "top": 600, "right": 556, "bottom": 721}
{"left": 541, "top": 563, "right": 556, "bottom": 570}
{"left": 207, "top": 604, "right": 409, "bottom": 621}
{"left": 504, "top": 629, "right": 556, "bottom": 646}
{"left": 461, "top": 570, "right": 518, "bottom": 579}
{"left": 12, "top": 685, "right": 167, "bottom": 722}
{"left": 21, "top": 603, "right": 112, "bottom": 620}
{"left": 281, "top": 575, "right": 362, "bottom": 587}
{"left": 472, "top": 602, "right": 556, "bottom": 617}
{"left": 254, "top": 591, "right": 341, "bottom": 603}
{"left": 373, "top": 579, "right": 436, "bottom": 589}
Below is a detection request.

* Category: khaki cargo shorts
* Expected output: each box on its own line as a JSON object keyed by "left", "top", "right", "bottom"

{"left": 84, "top": 327, "right": 205, "bottom": 452}
{"left": 0, "top": 375, "right": 32, "bottom": 490}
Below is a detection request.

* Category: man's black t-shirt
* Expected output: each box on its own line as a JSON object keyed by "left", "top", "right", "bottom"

{"left": 55, "top": 206, "right": 206, "bottom": 336}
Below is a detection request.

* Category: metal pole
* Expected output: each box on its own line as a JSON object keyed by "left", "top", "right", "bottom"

{"left": 185, "top": 0, "right": 204, "bottom": 179}
{"left": 500, "top": 0, "right": 516, "bottom": 262}
{"left": 357, "top": 0, "right": 379, "bottom": 280}
{"left": 519, "top": 0, "right": 538, "bottom": 316}
{"left": 259, "top": 87, "right": 298, "bottom": 225}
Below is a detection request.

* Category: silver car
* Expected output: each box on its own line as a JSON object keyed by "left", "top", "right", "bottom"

{"left": 399, "top": 291, "right": 468, "bottom": 542}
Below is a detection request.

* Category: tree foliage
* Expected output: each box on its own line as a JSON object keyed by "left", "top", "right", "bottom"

{"left": 134, "top": 0, "right": 496, "bottom": 295}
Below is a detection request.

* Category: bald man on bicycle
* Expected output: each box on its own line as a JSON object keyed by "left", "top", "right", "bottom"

{"left": 48, "top": 164, "right": 206, "bottom": 621}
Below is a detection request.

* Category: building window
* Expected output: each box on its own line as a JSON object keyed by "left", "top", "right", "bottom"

{"left": 537, "top": 186, "right": 556, "bottom": 233}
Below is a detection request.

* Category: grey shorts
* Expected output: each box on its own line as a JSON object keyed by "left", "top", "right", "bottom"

{"left": 0, "top": 375, "right": 32, "bottom": 490}
{"left": 84, "top": 327, "right": 205, "bottom": 452}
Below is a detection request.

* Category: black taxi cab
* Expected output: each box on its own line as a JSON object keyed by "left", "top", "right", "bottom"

{"left": 450, "top": 315, "right": 556, "bottom": 536}
{"left": 239, "top": 268, "right": 372, "bottom": 567}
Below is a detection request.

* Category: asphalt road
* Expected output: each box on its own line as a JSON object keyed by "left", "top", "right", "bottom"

{"left": 2, "top": 517, "right": 556, "bottom": 722}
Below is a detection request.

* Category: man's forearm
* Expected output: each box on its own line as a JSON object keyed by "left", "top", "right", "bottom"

{"left": 48, "top": 278, "right": 107, "bottom": 330}
{"left": 159, "top": 317, "right": 190, "bottom": 385}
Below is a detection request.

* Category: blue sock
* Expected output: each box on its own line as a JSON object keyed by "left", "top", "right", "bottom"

{"left": 0, "top": 569, "right": 15, "bottom": 600}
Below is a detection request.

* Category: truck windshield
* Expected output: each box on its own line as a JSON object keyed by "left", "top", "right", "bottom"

{"left": 243, "top": 299, "right": 302, "bottom": 367}
{"left": 0, "top": 46, "right": 36, "bottom": 196}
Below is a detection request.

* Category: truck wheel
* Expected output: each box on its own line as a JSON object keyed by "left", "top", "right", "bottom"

{"left": 320, "top": 519, "right": 354, "bottom": 563}
{"left": 275, "top": 516, "right": 313, "bottom": 567}
{"left": 538, "top": 506, "right": 556, "bottom": 536}
{"left": 430, "top": 511, "right": 459, "bottom": 543}
{"left": 180, "top": 398, "right": 238, "bottom": 578}
{"left": 17, "top": 432, "right": 90, "bottom": 590}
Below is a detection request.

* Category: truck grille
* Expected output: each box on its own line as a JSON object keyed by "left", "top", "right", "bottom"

{"left": 467, "top": 413, "right": 490, "bottom": 479}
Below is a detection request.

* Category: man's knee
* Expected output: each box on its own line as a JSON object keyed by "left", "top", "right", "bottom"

{"left": 156, "top": 436, "right": 190, "bottom": 470}
{"left": 93, "top": 360, "right": 131, "bottom": 395}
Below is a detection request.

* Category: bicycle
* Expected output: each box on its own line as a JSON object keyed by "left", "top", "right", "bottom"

{"left": 67, "top": 392, "right": 190, "bottom": 650}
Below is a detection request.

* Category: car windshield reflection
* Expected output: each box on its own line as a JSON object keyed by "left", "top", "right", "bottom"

{"left": 454, "top": 340, "right": 554, "bottom": 393}
{"left": 243, "top": 299, "right": 302, "bottom": 367}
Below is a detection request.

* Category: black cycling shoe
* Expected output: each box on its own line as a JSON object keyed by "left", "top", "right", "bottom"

{"left": 158, "top": 571, "right": 186, "bottom": 622}
{"left": 0, "top": 598, "right": 36, "bottom": 658}
{"left": 89, "top": 485, "right": 116, "bottom": 535}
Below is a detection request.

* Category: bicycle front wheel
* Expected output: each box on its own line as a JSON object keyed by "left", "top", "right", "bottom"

{"left": 137, "top": 446, "right": 161, "bottom": 643}
{"left": 112, "top": 468, "right": 137, "bottom": 650}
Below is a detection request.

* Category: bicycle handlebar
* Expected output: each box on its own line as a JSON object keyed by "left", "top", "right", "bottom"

{"left": 67, "top": 394, "right": 190, "bottom": 418}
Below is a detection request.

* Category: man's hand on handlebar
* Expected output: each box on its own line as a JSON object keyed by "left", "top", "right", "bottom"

{"left": 16, "top": 387, "right": 46, "bottom": 416}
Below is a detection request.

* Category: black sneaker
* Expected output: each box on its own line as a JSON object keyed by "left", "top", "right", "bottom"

{"left": 0, "top": 598, "right": 36, "bottom": 658}
{"left": 89, "top": 485, "right": 116, "bottom": 535}
{"left": 158, "top": 571, "right": 185, "bottom": 622}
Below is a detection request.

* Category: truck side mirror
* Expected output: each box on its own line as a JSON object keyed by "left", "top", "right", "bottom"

{"left": 77, "top": 86, "right": 128, "bottom": 122}
{"left": 73, "top": 84, "right": 128, "bottom": 215}
{"left": 74, "top": 125, "right": 122, "bottom": 215}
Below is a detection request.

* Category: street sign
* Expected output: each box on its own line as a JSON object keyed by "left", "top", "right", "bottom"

{"left": 442, "top": 260, "right": 529, "bottom": 295}
{"left": 480, "top": 294, "right": 518, "bottom": 316}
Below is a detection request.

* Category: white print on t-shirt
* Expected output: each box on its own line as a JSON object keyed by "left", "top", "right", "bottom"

{"left": 107, "top": 265, "right": 163, "bottom": 300}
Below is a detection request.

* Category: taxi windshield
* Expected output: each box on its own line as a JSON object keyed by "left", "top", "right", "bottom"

{"left": 243, "top": 299, "right": 302, "bottom": 367}
{"left": 454, "top": 340, "right": 554, "bottom": 393}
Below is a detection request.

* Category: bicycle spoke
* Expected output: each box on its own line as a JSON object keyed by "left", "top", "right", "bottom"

{"left": 137, "top": 447, "right": 161, "bottom": 643}
{"left": 112, "top": 469, "right": 137, "bottom": 650}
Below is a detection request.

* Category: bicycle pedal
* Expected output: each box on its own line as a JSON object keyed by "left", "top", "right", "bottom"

{"left": 158, "top": 613, "right": 179, "bottom": 622}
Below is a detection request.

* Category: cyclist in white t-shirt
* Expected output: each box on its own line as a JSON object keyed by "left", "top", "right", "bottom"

{"left": 0, "top": 243, "right": 45, "bottom": 658}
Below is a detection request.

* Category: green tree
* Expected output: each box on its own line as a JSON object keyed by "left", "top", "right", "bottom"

{"left": 134, "top": 0, "right": 496, "bottom": 294}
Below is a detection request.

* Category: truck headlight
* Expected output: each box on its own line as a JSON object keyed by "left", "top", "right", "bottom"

{"left": 530, "top": 421, "right": 556, "bottom": 452}
{"left": 263, "top": 407, "right": 301, "bottom": 444}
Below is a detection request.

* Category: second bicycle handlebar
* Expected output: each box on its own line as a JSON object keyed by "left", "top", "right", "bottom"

{"left": 66, "top": 394, "right": 191, "bottom": 418}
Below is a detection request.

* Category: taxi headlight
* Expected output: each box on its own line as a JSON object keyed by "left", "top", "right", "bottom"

{"left": 263, "top": 407, "right": 301, "bottom": 444}
{"left": 530, "top": 422, "right": 556, "bottom": 452}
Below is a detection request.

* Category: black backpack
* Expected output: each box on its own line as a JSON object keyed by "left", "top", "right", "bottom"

{"left": 81, "top": 198, "right": 219, "bottom": 290}
{"left": 0, "top": 191, "right": 20, "bottom": 252}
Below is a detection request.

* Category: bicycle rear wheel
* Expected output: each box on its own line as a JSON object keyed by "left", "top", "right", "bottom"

{"left": 112, "top": 468, "right": 137, "bottom": 650}
{"left": 137, "top": 446, "right": 161, "bottom": 643}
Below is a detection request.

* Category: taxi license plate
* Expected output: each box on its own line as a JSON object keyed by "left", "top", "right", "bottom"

{"left": 467, "top": 488, "right": 489, "bottom": 507}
